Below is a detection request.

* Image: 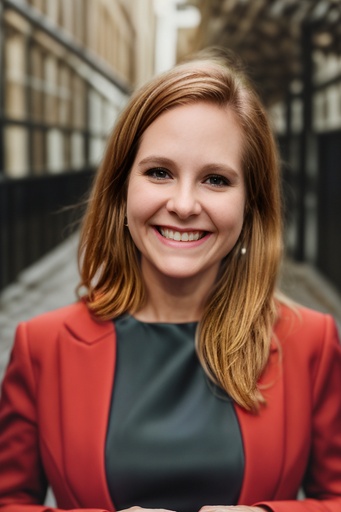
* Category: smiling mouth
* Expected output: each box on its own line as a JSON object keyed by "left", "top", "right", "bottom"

{"left": 157, "top": 227, "right": 207, "bottom": 242}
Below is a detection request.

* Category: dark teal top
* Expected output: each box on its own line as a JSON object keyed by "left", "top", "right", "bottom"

{"left": 105, "top": 315, "right": 244, "bottom": 512}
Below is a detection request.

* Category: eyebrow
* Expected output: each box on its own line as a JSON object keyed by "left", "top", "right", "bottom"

{"left": 137, "top": 155, "right": 241, "bottom": 178}
{"left": 137, "top": 156, "right": 175, "bottom": 168}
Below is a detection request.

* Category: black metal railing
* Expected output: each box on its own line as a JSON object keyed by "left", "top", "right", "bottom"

{"left": 0, "top": 170, "right": 94, "bottom": 290}
{"left": 0, "top": 1, "right": 130, "bottom": 291}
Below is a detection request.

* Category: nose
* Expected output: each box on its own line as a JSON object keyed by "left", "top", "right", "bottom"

{"left": 166, "top": 181, "right": 202, "bottom": 219}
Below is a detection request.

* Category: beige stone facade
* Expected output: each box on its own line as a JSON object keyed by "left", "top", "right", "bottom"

{"left": 2, "top": 0, "right": 156, "bottom": 177}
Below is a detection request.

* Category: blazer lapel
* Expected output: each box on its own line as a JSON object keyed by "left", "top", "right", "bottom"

{"left": 57, "top": 303, "right": 117, "bottom": 511}
{"left": 236, "top": 337, "right": 285, "bottom": 505}
{"left": 52, "top": 302, "right": 286, "bottom": 509}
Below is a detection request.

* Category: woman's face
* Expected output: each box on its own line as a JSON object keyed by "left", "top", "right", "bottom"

{"left": 126, "top": 101, "right": 246, "bottom": 285}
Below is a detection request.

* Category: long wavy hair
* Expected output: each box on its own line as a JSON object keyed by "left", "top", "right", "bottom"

{"left": 78, "top": 49, "right": 283, "bottom": 411}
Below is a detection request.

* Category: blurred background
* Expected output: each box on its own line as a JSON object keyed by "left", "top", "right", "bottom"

{"left": 1, "top": 0, "right": 341, "bottom": 373}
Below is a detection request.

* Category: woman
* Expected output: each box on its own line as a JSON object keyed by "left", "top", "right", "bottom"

{"left": 0, "top": 50, "right": 340, "bottom": 512}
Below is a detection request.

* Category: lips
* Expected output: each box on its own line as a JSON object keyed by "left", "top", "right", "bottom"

{"left": 157, "top": 227, "right": 206, "bottom": 242}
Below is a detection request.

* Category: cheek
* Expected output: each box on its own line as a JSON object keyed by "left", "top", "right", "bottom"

{"left": 127, "top": 197, "right": 154, "bottom": 225}
{"left": 213, "top": 195, "right": 246, "bottom": 232}
{"left": 127, "top": 179, "right": 166, "bottom": 223}
{"left": 126, "top": 185, "right": 157, "bottom": 228}
{"left": 126, "top": 181, "right": 146, "bottom": 220}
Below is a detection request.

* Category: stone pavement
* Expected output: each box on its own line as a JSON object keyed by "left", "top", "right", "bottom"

{"left": 0, "top": 233, "right": 79, "bottom": 382}
{"left": 1, "top": 233, "right": 341, "bottom": 384}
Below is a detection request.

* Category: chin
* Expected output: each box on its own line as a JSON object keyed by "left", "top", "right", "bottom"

{"left": 155, "top": 267, "right": 199, "bottom": 280}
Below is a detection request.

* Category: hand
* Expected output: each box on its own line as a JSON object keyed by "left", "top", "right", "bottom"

{"left": 119, "top": 508, "right": 176, "bottom": 512}
{"left": 119, "top": 506, "right": 267, "bottom": 512}
{"left": 200, "top": 507, "right": 268, "bottom": 512}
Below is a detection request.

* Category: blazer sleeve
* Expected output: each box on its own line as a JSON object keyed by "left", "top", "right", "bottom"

{"left": 254, "top": 314, "right": 341, "bottom": 512}
{"left": 0, "top": 323, "right": 110, "bottom": 512}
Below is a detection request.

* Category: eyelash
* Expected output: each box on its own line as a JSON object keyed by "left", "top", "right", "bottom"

{"left": 204, "top": 174, "right": 230, "bottom": 187}
{"left": 145, "top": 168, "right": 170, "bottom": 180}
{"left": 145, "top": 168, "right": 230, "bottom": 187}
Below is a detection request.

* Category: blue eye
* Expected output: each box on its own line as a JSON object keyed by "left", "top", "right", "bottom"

{"left": 205, "top": 175, "right": 229, "bottom": 187}
{"left": 146, "top": 168, "right": 170, "bottom": 180}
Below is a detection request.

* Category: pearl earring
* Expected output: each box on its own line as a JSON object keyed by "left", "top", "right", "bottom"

{"left": 241, "top": 247, "right": 246, "bottom": 255}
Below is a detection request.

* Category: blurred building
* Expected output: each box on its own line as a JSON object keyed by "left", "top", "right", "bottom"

{"left": 1, "top": 0, "right": 341, "bottom": 298}
{"left": 0, "top": 0, "right": 156, "bottom": 289}
{"left": 186, "top": 0, "right": 341, "bottom": 293}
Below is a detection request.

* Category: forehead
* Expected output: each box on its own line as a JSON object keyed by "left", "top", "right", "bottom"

{"left": 144, "top": 100, "right": 243, "bottom": 135}
{"left": 140, "top": 101, "right": 243, "bottom": 141}
{"left": 135, "top": 102, "right": 244, "bottom": 170}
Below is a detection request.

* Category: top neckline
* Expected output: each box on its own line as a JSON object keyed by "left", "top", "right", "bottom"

{"left": 117, "top": 313, "right": 199, "bottom": 328}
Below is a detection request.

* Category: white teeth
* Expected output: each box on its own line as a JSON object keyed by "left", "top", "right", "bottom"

{"left": 159, "top": 228, "right": 203, "bottom": 242}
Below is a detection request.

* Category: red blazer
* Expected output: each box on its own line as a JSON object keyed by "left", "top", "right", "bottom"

{"left": 0, "top": 301, "right": 340, "bottom": 512}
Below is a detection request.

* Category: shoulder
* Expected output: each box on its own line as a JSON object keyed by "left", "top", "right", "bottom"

{"left": 6, "top": 302, "right": 115, "bottom": 393}
{"left": 274, "top": 301, "right": 341, "bottom": 364}
{"left": 17, "top": 300, "right": 114, "bottom": 348}
{"left": 22, "top": 301, "right": 90, "bottom": 333}
{"left": 275, "top": 302, "right": 338, "bottom": 339}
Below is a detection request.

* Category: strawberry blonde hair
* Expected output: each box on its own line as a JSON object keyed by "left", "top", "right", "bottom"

{"left": 78, "top": 49, "right": 283, "bottom": 411}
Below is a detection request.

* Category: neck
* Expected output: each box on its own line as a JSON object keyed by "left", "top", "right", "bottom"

{"left": 133, "top": 264, "right": 219, "bottom": 323}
